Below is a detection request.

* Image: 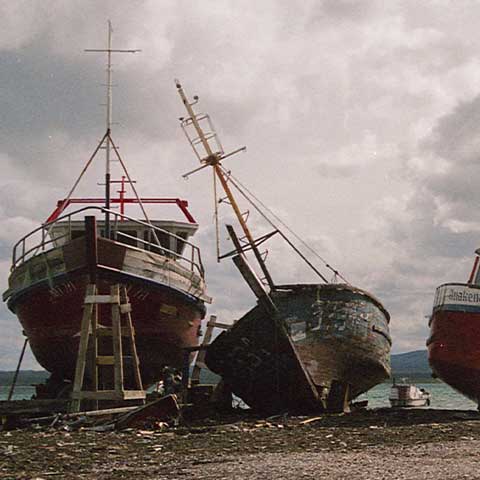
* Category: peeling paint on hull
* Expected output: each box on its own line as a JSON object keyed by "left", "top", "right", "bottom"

{"left": 206, "top": 283, "right": 391, "bottom": 413}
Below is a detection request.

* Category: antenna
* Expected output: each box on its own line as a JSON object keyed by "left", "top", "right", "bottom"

{"left": 85, "top": 20, "right": 141, "bottom": 237}
{"left": 176, "top": 80, "right": 275, "bottom": 289}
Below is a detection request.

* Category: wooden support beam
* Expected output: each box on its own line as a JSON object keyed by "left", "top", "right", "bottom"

{"left": 111, "top": 285, "right": 124, "bottom": 395}
{"left": 71, "top": 284, "right": 96, "bottom": 412}
{"left": 191, "top": 315, "right": 217, "bottom": 385}
{"left": 120, "top": 285, "right": 143, "bottom": 392}
{"left": 70, "top": 283, "right": 145, "bottom": 412}
{"left": 85, "top": 216, "right": 98, "bottom": 283}
{"left": 71, "top": 390, "right": 146, "bottom": 401}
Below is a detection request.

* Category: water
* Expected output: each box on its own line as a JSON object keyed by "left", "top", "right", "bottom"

{"left": 360, "top": 382, "right": 478, "bottom": 410}
{"left": 0, "top": 385, "right": 36, "bottom": 401}
{"left": 1, "top": 382, "right": 477, "bottom": 410}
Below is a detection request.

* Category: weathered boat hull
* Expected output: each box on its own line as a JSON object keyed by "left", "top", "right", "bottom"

{"left": 4, "top": 235, "right": 208, "bottom": 388}
{"left": 206, "top": 283, "right": 391, "bottom": 412}
{"left": 428, "top": 283, "right": 480, "bottom": 404}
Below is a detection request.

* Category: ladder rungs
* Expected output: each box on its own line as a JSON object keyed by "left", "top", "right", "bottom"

{"left": 96, "top": 355, "right": 115, "bottom": 365}
{"left": 120, "top": 304, "right": 132, "bottom": 314}
{"left": 84, "top": 295, "right": 120, "bottom": 304}
{"left": 96, "top": 327, "right": 135, "bottom": 337}
{"left": 71, "top": 390, "right": 146, "bottom": 401}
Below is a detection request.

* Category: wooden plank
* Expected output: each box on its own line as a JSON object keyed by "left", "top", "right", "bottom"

{"left": 96, "top": 355, "right": 115, "bottom": 365}
{"left": 120, "top": 303, "right": 132, "bottom": 314}
{"left": 85, "top": 215, "right": 98, "bottom": 283}
{"left": 121, "top": 286, "right": 144, "bottom": 392}
{"left": 122, "top": 390, "right": 147, "bottom": 400}
{"left": 71, "top": 390, "right": 146, "bottom": 401}
{"left": 96, "top": 327, "right": 132, "bottom": 337}
{"left": 207, "top": 320, "right": 232, "bottom": 330}
{"left": 114, "top": 395, "right": 178, "bottom": 430}
{"left": 71, "top": 283, "right": 96, "bottom": 412}
{"left": 191, "top": 314, "right": 217, "bottom": 385}
{"left": 92, "top": 299, "right": 99, "bottom": 410}
{"left": 84, "top": 294, "right": 120, "bottom": 304}
{"left": 111, "top": 285, "right": 124, "bottom": 394}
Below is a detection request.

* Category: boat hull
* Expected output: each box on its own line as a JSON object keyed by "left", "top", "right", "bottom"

{"left": 4, "top": 235, "right": 208, "bottom": 388}
{"left": 428, "top": 283, "right": 480, "bottom": 404}
{"left": 389, "top": 398, "right": 429, "bottom": 408}
{"left": 206, "top": 283, "right": 391, "bottom": 412}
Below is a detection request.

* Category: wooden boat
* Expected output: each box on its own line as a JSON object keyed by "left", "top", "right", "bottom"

{"left": 175, "top": 80, "right": 391, "bottom": 413}
{"left": 2, "top": 34, "right": 210, "bottom": 397}
{"left": 389, "top": 380, "right": 430, "bottom": 408}
{"left": 206, "top": 283, "right": 390, "bottom": 412}
{"left": 428, "top": 276, "right": 480, "bottom": 406}
{"left": 3, "top": 202, "right": 210, "bottom": 391}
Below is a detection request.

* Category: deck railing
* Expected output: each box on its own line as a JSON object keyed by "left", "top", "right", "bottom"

{"left": 11, "top": 206, "right": 205, "bottom": 279}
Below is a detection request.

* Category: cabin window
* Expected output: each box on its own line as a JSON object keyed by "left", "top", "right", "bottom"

{"left": 116, "top": 230, "right": 138, "bottom": 247}
{"left": 176, "top": 232, "right": 187, "bottom": 255}
{"left": 143, "top": 230, "right": 150, "bottom": 251}
{"left": 143, "top": 230, "right": 166, "bottom": 255}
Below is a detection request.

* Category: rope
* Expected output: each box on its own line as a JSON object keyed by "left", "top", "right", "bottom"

{"left": 220, "top": 166, "right": 349, "bottom": 284}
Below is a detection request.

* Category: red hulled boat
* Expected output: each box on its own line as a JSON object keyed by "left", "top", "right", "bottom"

{"left": 2, "top": 29, "right": 211, "bottom": 396}
{"left": 428, "top": 256, "right": 480, "bottom": 406}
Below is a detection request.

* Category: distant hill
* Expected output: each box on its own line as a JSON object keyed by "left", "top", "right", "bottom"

{"left": 0, "top": 370, "right": 48, "bottom": 386}
{"left": 0, "top": 350, "right": 431, "bottom": 387}
{"left": 390, "top": 350, "right": 433, "bottom": 381}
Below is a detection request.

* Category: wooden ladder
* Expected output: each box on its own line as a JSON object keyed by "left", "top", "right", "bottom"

{"left": 71, "top": 284, "right": 146, "bottom": 412}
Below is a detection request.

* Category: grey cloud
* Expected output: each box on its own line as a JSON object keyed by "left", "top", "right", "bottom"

{"left": 6, "top": 1, "right": 480, "bottom": 367}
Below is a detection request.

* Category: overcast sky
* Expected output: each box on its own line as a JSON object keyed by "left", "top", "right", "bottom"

{"left": 1, "top": 0, "right": 480, "bottom": 369}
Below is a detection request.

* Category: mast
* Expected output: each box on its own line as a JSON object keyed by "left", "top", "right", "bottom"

{"left": 105, "top": 22, "right": 112, "bottom": 236}
{"left": 176, "top": 81, "right": 275, "bottom": 290}
{"left": 85, "top": 21, "right": 140, "bottom": 237}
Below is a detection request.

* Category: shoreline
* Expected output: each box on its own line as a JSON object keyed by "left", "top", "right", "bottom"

{"left": 2, "top": 408, "right": 480, "bottom": 479}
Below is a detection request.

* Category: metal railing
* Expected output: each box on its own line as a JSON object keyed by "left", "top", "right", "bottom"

{"left": 11, "top": 206, "right": 205, "bottom": 278}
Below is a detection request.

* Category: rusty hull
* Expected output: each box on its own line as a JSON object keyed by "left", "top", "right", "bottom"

{"left": 206, "top": 283, "right": 391, "bottom": 413}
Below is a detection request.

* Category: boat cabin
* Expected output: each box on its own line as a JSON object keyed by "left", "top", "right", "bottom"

{"left": 49, "top": 218, "right": 198, "bottom": 258}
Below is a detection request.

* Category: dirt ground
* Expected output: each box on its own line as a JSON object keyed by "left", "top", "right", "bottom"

{"left": 1, "top": 408, "right": 480, "bottom": 479}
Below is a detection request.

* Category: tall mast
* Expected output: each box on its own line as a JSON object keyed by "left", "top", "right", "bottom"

{"left": 85, "top": 21, "right": 140, "bottom": 237}
{"left": 105, "top": 21, "right": 113, "bottom": 235}
{"left": 176, "top": 80, "right": 275, "bottom": 289}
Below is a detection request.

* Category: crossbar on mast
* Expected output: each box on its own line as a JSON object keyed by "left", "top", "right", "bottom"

{"left": 176, "top": 80, "right": 275, "bottom": 290}
{"left": 85, "top": 20, "right": 140, "bottom": 237}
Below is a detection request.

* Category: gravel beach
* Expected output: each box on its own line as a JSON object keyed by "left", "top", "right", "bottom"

{"left": 1, "top": 408, "right": 479, "bottom": 479}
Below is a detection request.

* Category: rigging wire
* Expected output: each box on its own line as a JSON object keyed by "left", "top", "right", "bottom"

{"left": 213, "top": 167, "right": 220, "bottom": 263}
{"left": 220, "top": 165, "right": 350, "bottom": 285}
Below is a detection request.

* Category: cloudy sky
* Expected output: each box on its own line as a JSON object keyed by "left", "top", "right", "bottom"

{"left": 1, "top": 0, "right": 480, "bottom": 369}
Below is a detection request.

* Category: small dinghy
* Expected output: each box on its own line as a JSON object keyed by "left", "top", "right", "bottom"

{"left": 389, "top": 380, "right": 430, "bottom": 408}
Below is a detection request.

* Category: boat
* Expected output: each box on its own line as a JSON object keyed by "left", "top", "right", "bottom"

{"left": 175, "top": 80, "right": 391, "bottom": 413}
{"left": 428, "top": 269, "right": 480, "bottom": 406}
{"left": 2, "top": 29, "right": 211, "bottom": 398}
{"left": 389, "top": 380, "right": 430, "bottom": 408}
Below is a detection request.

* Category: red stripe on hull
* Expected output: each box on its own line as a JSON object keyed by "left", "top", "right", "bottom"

{"left": 428, "top": 309, "right": 480, "bottom": 403}
{"left": 13, "top": 275, "right": 202, "bottom": 386}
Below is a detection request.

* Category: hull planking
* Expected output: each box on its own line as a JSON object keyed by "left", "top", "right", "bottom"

{"left": 206, "top": 283, "right": 391, "bottom": 413}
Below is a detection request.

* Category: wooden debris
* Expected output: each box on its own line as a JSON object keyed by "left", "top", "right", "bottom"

{"left": 300, "top": 416, "right": 323, "bottom": 425}
{"left": 114, "top": 394, "right": 179, "bottom": 431}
